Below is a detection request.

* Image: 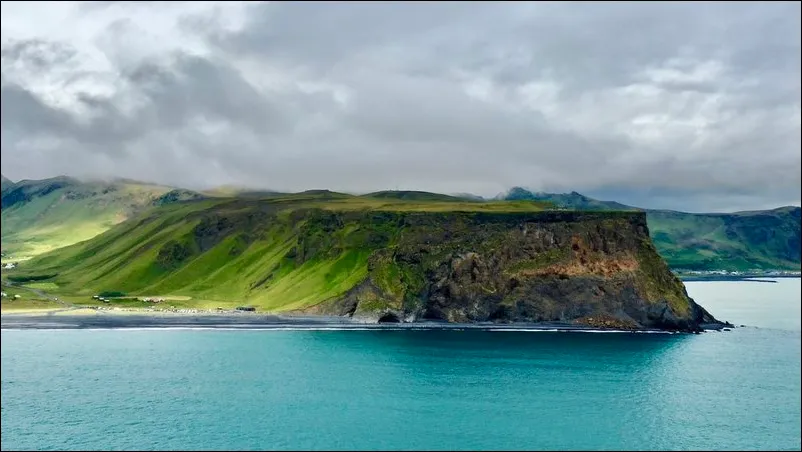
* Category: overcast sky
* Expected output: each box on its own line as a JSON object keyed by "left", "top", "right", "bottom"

{"left": 1, "top": 1, "right": 800, "bottom": 212}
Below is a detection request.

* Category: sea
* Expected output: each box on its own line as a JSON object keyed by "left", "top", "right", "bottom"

{"left": 1, "top": 278, "right": 800, "bottom": 451}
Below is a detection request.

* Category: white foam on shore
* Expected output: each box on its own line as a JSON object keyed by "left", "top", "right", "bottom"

{"left": 488, "top": 328, "right": 672, "bottom": 334}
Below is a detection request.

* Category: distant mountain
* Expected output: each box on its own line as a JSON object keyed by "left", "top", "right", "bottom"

{"left": 647, "top": 207, "right": 800, "bottom": 272}
{"left": 362, "top": 190, "right": 469, "bottom": 202}
{"left": 202, "top": 185, "right": 288, "bottom": 198}
{"left": 502, "top": 187, "right": 801, "bottom": 271}
{"left": 1, "top": 176, "right": 205, "bottom": 259}
{"left": 451, "top": 192, "right": 486, "bottom": 202}
{"left": 0, "top": 174, "right": 14, "bottom": 193}
{"left": 502, "top": 187, "right": 635, "bottom": 211}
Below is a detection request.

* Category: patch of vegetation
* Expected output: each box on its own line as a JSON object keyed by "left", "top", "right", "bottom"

{"left": 508, "top": 248, "right": 572, "bottom": 273}
{"left": 634, "top": 237, "right": 690, "bottom": 316}
{"left": 22, "top": 282, "right": 59, "bottom": 291}
{"left": 156, "top": 240, "right": 196, "bottom": 270}
{"left": 7, "top": 274, "right": 57, "bottom": 283}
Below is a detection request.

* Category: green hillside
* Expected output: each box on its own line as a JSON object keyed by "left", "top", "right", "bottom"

{"left": 502, "top": 188, "right": 801, "bottom": 271}
{"left": 647, "top": 207, "right": 801, "bottom": 271}
{"left": 12, "top": 194, "right": 553, "bottom": 312}
{"left": 0, "top": 177, "right": 201, "bottom": 259}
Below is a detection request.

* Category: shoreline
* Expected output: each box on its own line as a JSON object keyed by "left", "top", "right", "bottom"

{"left": 0, "top": 311, "right": 727, "bottom": 333}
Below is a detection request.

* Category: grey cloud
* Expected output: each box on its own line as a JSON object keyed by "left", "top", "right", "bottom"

{"left": 1, "top": 38, "right": 78, "bottom": 71}
{"left": 211, "top": 1, "right": 496, "bottom": 73}
{"left": 121, "top": 53, "right": 292, "bottom": 134}
{"left": 1, "top": 82, "right": 72, "bottom": 134}
{"left": 1, "top": 81, "right": 137, "bottom": 157}
{"left": 1, "top": 2, "right": 800, "bottom": 212}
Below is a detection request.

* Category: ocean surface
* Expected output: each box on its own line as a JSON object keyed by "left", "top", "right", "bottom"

{"left": 2, "top": 279, "right": 800, "bottom": 451}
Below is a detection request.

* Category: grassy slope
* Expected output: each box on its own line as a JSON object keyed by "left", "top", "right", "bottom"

{"left": 647, "top": 207, "right": 801, "bottom": 271}
{"left": 1, "top": 177, "right": 188, "bottom": 259}
{"left": 13, "top": 194, "right": 552, "bottom": 311}
{"left": 503, "top": 188, "right": 801, "bottom": 271}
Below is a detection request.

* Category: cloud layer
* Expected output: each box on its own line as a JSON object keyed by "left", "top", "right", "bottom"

{"left": 1, "top": 1, "right": 800, "bottom": 212}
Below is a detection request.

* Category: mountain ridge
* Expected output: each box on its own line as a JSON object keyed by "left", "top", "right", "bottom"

{"left": 2, "top": 177, "right": 799, "bottom": 271}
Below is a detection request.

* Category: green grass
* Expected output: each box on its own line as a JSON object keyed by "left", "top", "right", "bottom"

{"left": 1, "top": 179, "right": 175, "bottom": 259}
{"left": 0, "top": 284, "right": 64, "bottom": 312}
{"left": 0, "top": 298, "right": 64, "bottom": 311}
{"left": 646, "top": 208, "right": 801, "bottom": 271}
{"left": 9, "top": 195, "right": 556, "bottom": 311}
{"left": 22, "top": 282, "right": 59, "bottom": 291}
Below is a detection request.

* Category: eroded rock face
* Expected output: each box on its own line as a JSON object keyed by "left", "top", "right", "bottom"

{"left": 318, "top": 211, "right": 723, "bottom": 331}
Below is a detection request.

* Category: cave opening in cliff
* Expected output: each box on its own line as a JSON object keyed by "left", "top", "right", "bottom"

{"left": 377, "top": 312, "right": 401, "bottom": 323}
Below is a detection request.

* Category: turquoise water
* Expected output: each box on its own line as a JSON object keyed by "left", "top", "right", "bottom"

{"left": 2, "top": 280, "right": 800, "bottom": 451}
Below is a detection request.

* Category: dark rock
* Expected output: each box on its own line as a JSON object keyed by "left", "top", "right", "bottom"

{"left": 315, "top": 211, "right": 726, "bottom": 332}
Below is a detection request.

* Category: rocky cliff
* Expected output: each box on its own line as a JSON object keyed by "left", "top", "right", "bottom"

{"left": 308, "top": 210, "right": 722, "bottom": 331}
{"left": 17, "top": 196, "right": 724, "bottom": 332}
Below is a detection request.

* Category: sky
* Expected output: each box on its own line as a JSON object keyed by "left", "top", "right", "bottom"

{"left": 1, "top": 1, "right": 800, "bottom": 213}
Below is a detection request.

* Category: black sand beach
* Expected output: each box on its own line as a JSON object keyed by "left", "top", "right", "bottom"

{"left": 0, "top": 310, "right": 725, "bottom": 332}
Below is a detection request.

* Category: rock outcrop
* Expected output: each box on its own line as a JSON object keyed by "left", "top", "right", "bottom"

{"left": 311, "top": 211, "right": 724, "bottom": 332}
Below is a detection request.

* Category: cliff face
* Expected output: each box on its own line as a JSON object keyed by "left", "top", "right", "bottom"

{"left": 309, "top": 211, "right": 721, "bottom": 331}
